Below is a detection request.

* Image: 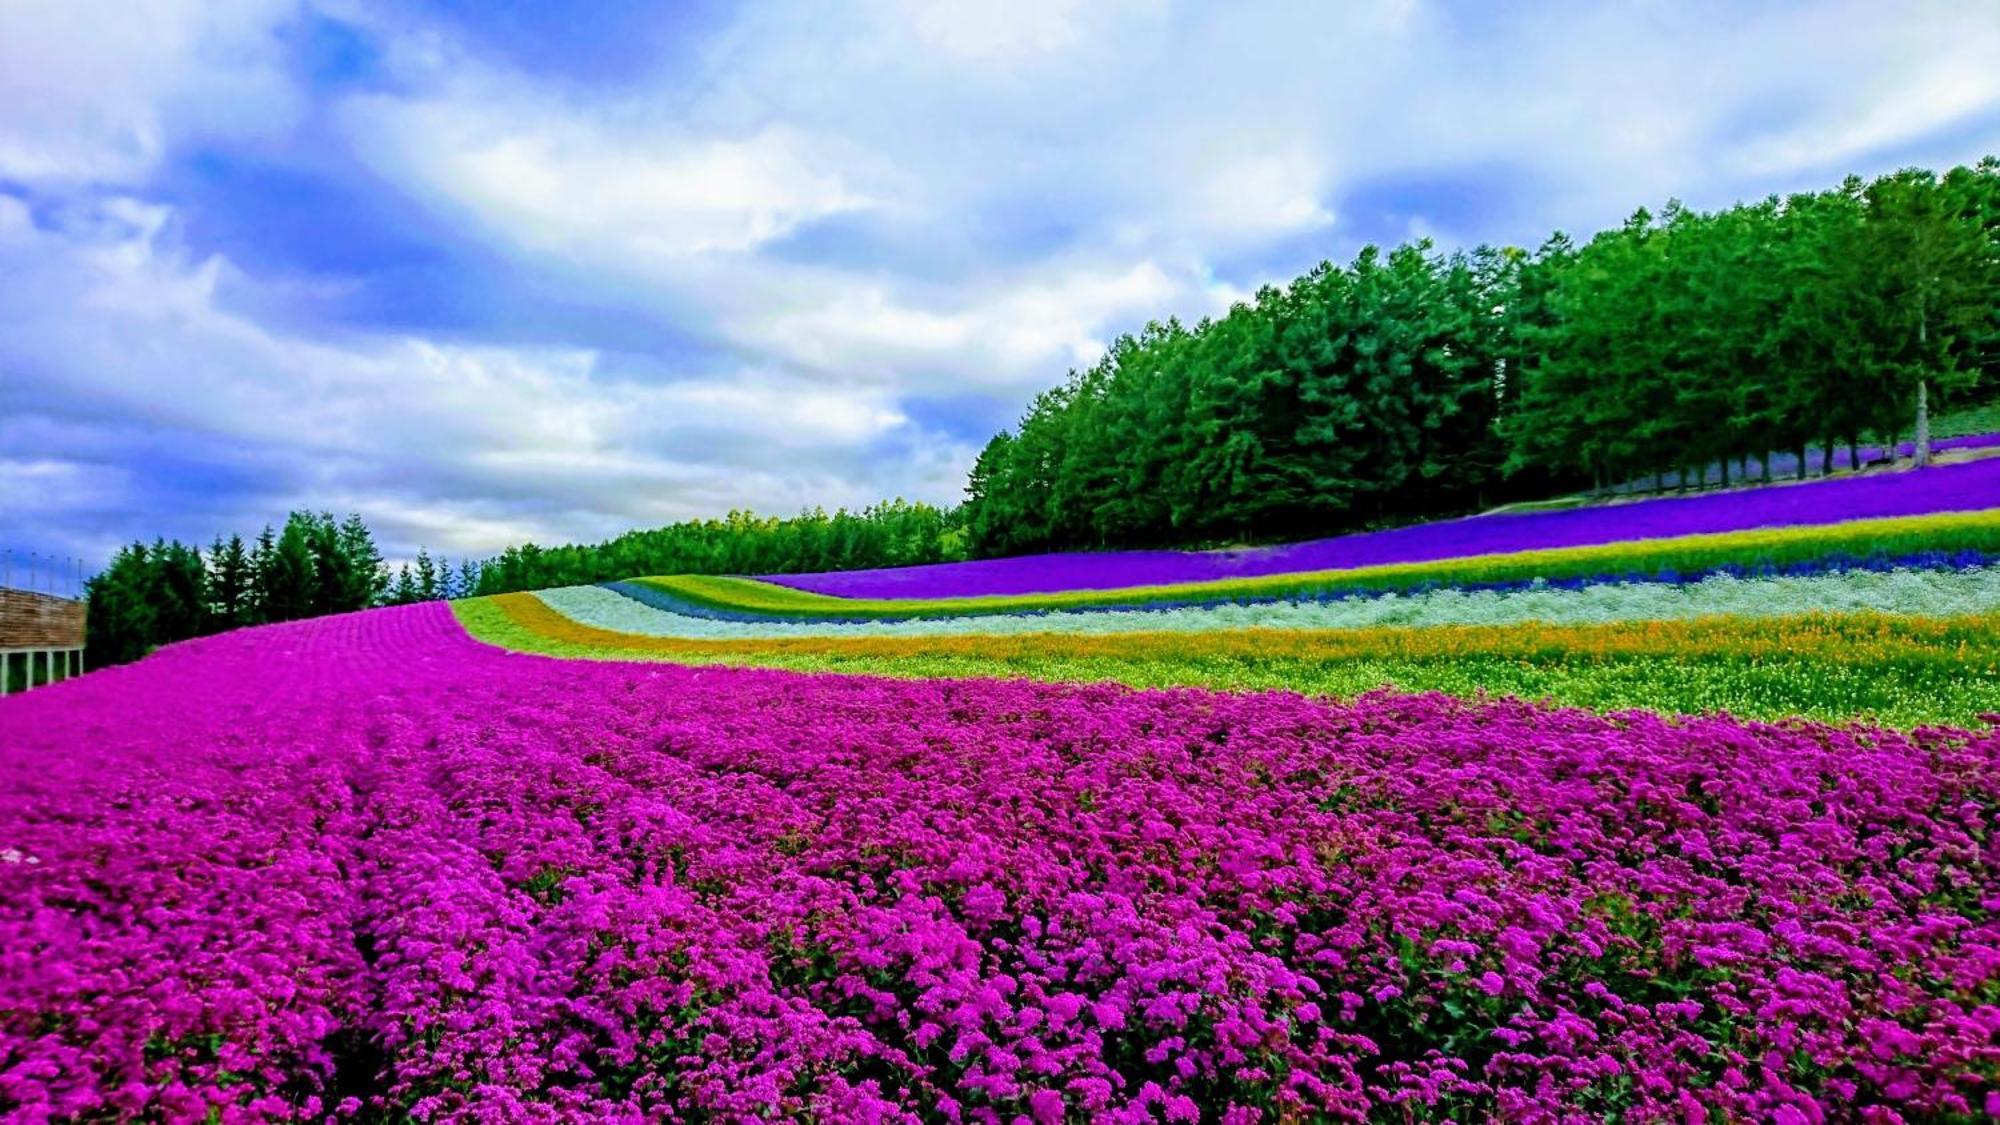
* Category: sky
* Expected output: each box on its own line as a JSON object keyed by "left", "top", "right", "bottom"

{"left": 3, "top": 0, "right": 1999, "bottom": 571}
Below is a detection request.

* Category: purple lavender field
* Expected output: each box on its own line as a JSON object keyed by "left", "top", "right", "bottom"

{"left": 772, "top": 456, "right": 2000, "bottom": 599}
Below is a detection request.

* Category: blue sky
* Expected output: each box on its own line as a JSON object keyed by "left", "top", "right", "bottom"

{"left": 4, "top": 0, "right": 1998, "bottom": 569}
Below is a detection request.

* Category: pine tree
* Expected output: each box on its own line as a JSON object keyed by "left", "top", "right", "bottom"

{"left": 263, "top": 514, "right": 317, "bottom": 623}
{"left": 337, "top": 514, "right": 387, "bottom": 609}
{"left": 306, "top": 513, "right": 353, "bottom": 617}
{"left": 414, "top": 549, "right": 438, "bottom": 602}
{"left": 209, "top": 534, "right": 252, "bottom": 629}
{"left": 388, "top": 563, "right": 418, "bottom": 606}
{"left": 247, "top": 525, "right": 277, "bottom": 625}
{"left": 154, "top": 540, "right": 209, "bottom": 642}
{"left": 1859, "top": 168, "right": 1995, "bottom": 465}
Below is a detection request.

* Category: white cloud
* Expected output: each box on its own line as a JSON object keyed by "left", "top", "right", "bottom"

{"left": 0, "top": 459, "right": 123, "bottom": 516}
{"left": 342, "top": 56, "right": 1226, "bottom": 392}
{"left": 1718, "top": 22, "right": 2000, "bottom": 180}
{"left": 349, "top": 86, "right": 873, "bottom": 261}
{"left": 0, "top": 195, "right": 959, "bottom": 558}
{"left": 898, "top": 0, "right": 1099, "bottom": 61}
{"left": 0, "top": 0, "right": 299, "bottom": 184}
{"left": 1186, "top": 149, "right": 1337, "bottom": 242}
{"left": 725, "top": 259, "right": 1189, "bottom": 388}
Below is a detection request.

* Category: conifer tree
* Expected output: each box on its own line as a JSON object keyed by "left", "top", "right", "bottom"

{"left": 388, "top": 563, "right": 418, "bottom": 606}
{"left": 337, "top": 514, "right": 387, "bottom": 609}
{"left": 208, "top": 534, "right": 252, "bottom": 629}
{"left": 414, "top": 549, "right": 438, "bottom": 602}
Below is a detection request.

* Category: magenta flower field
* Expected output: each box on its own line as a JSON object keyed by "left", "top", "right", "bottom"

{"left": 4, "top": 604, "right": 1997, "bottom": 1122}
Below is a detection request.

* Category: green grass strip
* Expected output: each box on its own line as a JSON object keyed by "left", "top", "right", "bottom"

{"left": 453, "top": 597, "right": 2000, "bottom": 729}
{"left": 630, "top": 509, "right": 2000, "bottom": 621}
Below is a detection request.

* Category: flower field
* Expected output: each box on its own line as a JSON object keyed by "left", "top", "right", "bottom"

{"left": 5, "top": 604, "right": 2000, "bottom": 1121}
{"left": 769, "top": 456, "right": 2000, "bottom": 598}
{"left": 637, "top": 510, "right": 2000, "bottom": 623}
{"left": 454, "top": 504, "right": 2000, "bottom": 727}
{"left": 6, "top": 470, "right": 2000, "bottom": 1121}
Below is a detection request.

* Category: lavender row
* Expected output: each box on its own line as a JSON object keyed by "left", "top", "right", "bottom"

{"left": 769, "top": 457, "right": 2000, "bottom": 599}
{"left": 646, "top": 551, "right": 2000, "bottom": 625}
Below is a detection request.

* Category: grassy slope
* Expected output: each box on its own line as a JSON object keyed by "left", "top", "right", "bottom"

{"left": 1934, "top": 400, "right": 2000, "bottom": 440}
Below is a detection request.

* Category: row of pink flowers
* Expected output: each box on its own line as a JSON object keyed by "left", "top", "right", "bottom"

{"left": 3, "top": 603, "right": 1997, "bottom": 1121}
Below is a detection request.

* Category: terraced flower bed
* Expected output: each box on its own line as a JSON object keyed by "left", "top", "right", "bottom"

{"left": 650, "top": 510, "right": 2000, "bottom": 622}
{"left": 769, "top": 457, "right": 2000, "bottom": 598}
{"left": 4, "top": 605, "right": 1997, "bottom": 1121}
{"left": 454, "top": 502, "right": 2000, "bottom": 725}
{"left": 461, "top": 595, "right": 2000, "bottom": 727}
{"left": 543, "top": 565, "right": 2000, "bottom": 639}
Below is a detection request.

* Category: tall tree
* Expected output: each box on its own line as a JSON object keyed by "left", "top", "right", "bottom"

{"left": 262, "top": 514, "right": 318, "bottom": 623}
{"left": 338, "top": 514, "right": 387, "bottom": 609}
{"left": 247, "top": 525, "right": 277, "bottom": 625}
{"left": 415, "top": 549, "right": 438, "bottom": 602}
{"left": 208, "top": 534, "right": 252, "bottom": 630}
{"left": 306, "top": 513, "right": 354, "bottom": 617}
{"left": 387, "top": 563, "right": 418, "bottom": 606}
{"left": 1859, "top": 168, "right": 1995, "bottom": 464}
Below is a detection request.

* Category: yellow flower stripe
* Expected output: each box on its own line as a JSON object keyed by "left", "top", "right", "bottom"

{"left": 451, "top": 593, "right": 2000, "bottom": 727}
{"left": 471, "top": 592, "right": 1997, "bottom": 665}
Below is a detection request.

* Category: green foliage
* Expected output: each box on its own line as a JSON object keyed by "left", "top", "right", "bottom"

{"left": 1934, "top": 400, "right": 2000, "bottom": 440}
{"left": 207, "top": 534, "right": 252, "bottom": 631}
{"left": 84, "top": 511, "right": 391, "bottom": 669}
{"left": 965, "top": 242, "right": 1518, "bottom": 552}
{"left": 968, "top": 160, "right": 1999, "bottom": 557}
{"left": 471, "top": 500, "right": 967, "bottom": 595}
{"left": 1502, "top": 162, "right": 1999, "bottom": 487}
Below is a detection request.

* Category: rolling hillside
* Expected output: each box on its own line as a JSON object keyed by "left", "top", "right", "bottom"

{"left": 7, "top": 445, "right": 1999, "bottom": 1121}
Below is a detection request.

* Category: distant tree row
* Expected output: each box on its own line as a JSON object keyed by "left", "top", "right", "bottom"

{"left": 384, "top": 548, "right": 482, "bottom": 608}
{"left": 83, "top": 512, "right": 477, "bottom": 668}
{"left": 80, "top": 502, "right": 964, "bottom": 666}
{"left": 471, "top": 501, "right": 965, "bottom": 595}
{"left": 963, "top": 160, "right": 2000, "bottom": 556}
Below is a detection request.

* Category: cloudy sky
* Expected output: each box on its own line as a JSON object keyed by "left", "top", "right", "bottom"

{"left": 4, "top": 0, "right": 1998, "bottom": 570}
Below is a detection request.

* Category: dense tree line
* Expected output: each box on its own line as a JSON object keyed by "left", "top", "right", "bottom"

{"left": 1505, "top": 164, "right": 1998, "bottom": 489}
{"left": 964, "top": 160, "right": 2000, "bottom": 556}
{"left": 964, "top": 245, "right": 1521, "bottom": 554}
{"left": 471, "top": 501, "right": 965, "bottom": 595}
{"left": 83, "top": 511, "right": 440, "bottom": 667}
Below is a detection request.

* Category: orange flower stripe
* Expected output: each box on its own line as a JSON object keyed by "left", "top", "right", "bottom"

{"left": 483, "top": 592, "right": 1999, "bottom": 668}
